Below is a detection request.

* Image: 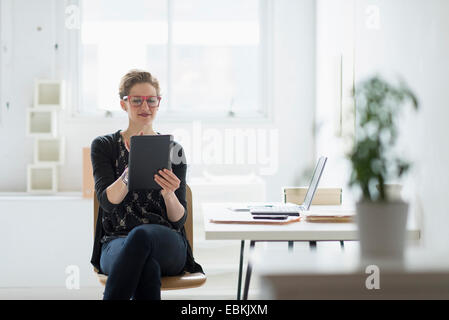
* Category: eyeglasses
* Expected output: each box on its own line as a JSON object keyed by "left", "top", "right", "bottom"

{"left": 123, "top": 95, "right": 161, "bottom": 108}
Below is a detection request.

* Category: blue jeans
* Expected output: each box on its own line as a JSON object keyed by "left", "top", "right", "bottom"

{"left": 100, "top": 224, "right": 187, "bottom": 300}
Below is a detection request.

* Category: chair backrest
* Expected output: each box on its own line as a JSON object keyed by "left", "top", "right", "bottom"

{"left": 93, "top": 184, "right": 194, "bottom": 251}
{"left": 283, "top": 187, "right": 342, "bottom": 206}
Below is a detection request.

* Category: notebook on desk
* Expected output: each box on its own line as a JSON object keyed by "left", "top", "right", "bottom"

{"left": 249, "top": 156, "right": 327, "bottom": 217}
{"left": 209, "top": 214, "right": 301, "bottom": 225}
{"left": 303, "top": 211, "right": 355, "bottom": 223}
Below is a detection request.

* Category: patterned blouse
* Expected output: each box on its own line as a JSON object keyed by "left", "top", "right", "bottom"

{"left": 100, "top": 134, "right": 175, "bottom": 243}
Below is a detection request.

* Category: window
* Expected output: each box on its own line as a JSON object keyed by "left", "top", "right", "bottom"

{"left": 71, "top": 0, "right": 271, "bottom": 120}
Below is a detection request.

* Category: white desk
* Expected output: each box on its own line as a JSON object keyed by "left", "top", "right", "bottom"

{"left": 255, "top": 248, "right": 449, "bottom": 299}
{"left": 202, "top": 202, "right": 421, "bottom": 299}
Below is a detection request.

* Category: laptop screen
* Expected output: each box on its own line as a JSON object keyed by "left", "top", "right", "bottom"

{"left": 302, "top": 156, "right": 327, "bottom": 210}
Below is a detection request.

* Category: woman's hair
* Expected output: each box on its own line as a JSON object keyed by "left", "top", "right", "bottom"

{"left": 119, "top": 69, "right": 161, "bottom": 99}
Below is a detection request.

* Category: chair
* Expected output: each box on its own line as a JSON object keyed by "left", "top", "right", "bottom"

{"left": 93, "top": 184, "right": 206, "bottom": 291}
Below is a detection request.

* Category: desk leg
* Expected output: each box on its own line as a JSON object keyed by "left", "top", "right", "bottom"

{"left": 288, "top": 241, "right": 294, "bottom": 252}
{"left": 309, "top": 241, "right": 317, "bottom": 250}
{"left": 243, "top": 240, "right": 256, "bottom": 300}
{"left": 237, "top": 240, "right": 245, "bottom": 300}
{"left": 340, "top": 241, "right": 345, "bottom": 250}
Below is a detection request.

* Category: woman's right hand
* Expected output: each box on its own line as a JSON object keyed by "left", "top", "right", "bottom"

{"left": 124, "top": 131, "right": 144, "bottom": 152}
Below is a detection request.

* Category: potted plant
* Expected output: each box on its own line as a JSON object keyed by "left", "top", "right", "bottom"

{"left": 348, "top": 75, "right": 419, "bottom": 262}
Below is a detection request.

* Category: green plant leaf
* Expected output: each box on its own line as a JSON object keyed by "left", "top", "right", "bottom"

{"left": 348, "top": 75, "right": 419, "bottom": 202}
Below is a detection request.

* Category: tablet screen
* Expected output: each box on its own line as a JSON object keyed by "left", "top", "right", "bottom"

{"left": 128, "top": 135, "right": 173, "bottom": 190}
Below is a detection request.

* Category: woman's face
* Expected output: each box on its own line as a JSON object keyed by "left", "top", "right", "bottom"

{"left": 121, "top": 82, "right": 160, "bottom": 125}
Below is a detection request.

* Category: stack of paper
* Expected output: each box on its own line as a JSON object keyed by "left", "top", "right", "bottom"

{"left": 303, "top": 211, "right": 355, "bottom": 223}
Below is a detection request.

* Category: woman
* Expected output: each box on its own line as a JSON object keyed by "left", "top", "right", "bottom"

{"left": 90, "top": 69, "right": 203, "bottom": 300}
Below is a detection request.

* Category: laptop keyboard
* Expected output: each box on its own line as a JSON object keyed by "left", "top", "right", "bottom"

{"left": 249, "top": 205, "right": 303, "bottom": 216}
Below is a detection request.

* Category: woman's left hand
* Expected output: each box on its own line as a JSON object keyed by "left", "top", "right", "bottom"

{"left": 154, "top": 169, "right": 180, "bottom": 197}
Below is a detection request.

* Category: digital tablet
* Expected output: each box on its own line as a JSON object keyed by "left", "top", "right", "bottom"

{"left": 128, "top": 134, "right": 174, "bottom": 191}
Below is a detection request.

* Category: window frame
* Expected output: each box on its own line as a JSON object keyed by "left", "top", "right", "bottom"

{"left": 62, "top": 0, "right": 274, "bottom": 123}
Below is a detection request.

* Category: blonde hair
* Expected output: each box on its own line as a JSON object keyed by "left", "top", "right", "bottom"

{"left": 119, "top": 69, "right": 161, "bottom": 99}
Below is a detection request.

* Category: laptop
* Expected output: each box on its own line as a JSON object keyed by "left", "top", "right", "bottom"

{"left": 249, "top": 156, "right": 328, "bottom": 216}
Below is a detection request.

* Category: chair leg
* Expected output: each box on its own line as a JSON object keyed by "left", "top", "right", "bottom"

{"left": 340, "top": 241, "right": 345, "bottom": 250}
{"left": 288, "top": 241, "right": 294, "bottom": 252}
{"left": 309, "top": 241, "right": 317, "bottom": 250}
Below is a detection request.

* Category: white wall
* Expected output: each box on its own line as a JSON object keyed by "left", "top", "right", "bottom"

{"left": 0, "top": 0, "right": 316, "bottom": 202}
{"left": 315, "top": 0, "right": 449, "bottom": 251}
{"left": 353, "top": 0, "right": 449, "bottom": 251}
{"left": 315, "top": 0, "right": 356, "bottom": 205}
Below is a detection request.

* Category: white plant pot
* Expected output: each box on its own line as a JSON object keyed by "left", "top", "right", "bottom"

{"left": 356, "top": 201, "right": 409, "bottom": 262}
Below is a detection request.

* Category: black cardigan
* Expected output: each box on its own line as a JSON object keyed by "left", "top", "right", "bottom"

{"left": 90, "top": 130, "right": 203, "bottom": 275}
